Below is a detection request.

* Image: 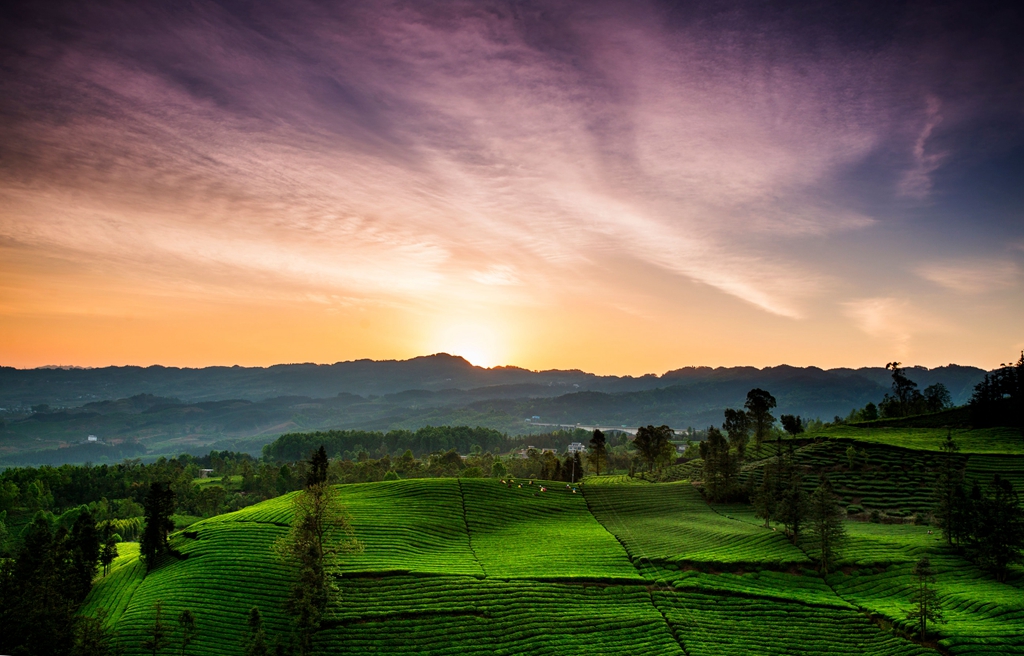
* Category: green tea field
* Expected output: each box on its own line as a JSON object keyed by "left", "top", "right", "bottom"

{"left": 82, "top": 433, "right": 1024, "bottom": 655}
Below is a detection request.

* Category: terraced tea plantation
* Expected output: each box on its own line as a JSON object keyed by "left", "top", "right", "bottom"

{"left": 83, "top": 433, "right": 1024, "bottom": 655}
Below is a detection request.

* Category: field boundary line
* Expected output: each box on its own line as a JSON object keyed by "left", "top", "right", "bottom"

{"left": 582, "top": 482, "right": 711, "bottom": 656}
{"left": 456, "top": 478, "right": 487, "bottom": 578}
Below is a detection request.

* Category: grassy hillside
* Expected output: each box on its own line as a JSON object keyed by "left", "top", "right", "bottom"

{"left": 81, "top": 427, "right": 1024, "bottom": 655}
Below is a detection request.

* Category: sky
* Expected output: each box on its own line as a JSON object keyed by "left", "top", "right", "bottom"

{"left": 1, "top": 0, "right": 1022, "bottom": 374}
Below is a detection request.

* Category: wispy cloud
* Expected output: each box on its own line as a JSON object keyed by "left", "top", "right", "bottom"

{"left": 898, "top": 96, "right": 946, "bottom": 199}
{"left": 917, "top": 260, "right": 1020, "bottom": 294}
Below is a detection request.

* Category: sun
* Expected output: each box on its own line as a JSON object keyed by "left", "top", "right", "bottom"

{"left": 427, "top": 321, "right": 508, "bottom": 368}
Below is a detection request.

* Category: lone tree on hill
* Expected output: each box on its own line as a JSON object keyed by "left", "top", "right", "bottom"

{"left": 881, "top": 361, "right": 925, "bottom": 418}
{"left": 808, "top": 476, "right": 846, "bottom": 574}
{"left": 141, "top": 482, "right": 176, "bottom": 571}
{"left": 744, "top": 389, "right": 777, "bottom": 454}
{"left": 906, "top": 558, "right": 944, "bottom": 641}
{"left": 589, "top": 429, "right": 607, "bottom": 476}
{"left": 722, "top": 408, "right": 750, "bottom": 459}
{"left": 276, "top": 446, "right": 361, "bottom": 655}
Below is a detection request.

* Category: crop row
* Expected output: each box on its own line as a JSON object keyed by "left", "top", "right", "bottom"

{"left": 654, "top": 589, "right": 934, "bottom": 656}
{"left": 319, "top": 576, "right": 684, "bottom": 656}
{"left": 459, "top": 478, "right": 640, "bottom": 580}
{"left": 80, "top": 543, "right": 145, "bottom": 626}
{"left": 585, "top": 482, "right": 808, "bottom": 566}
{"left": 203, "top": 479, "right": 483, "bottom": 576}
{"left": 827, "top": 555, "right": 1024, "bottom": 655}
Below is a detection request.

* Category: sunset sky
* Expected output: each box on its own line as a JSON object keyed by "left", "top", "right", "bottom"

{"left": 1, "top": 1, "right": 1022, "bottom": 374}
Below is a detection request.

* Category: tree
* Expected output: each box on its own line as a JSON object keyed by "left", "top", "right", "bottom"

{"left": 722, "top": 408, "right": 750, "bottom": 460}
{"left": 777, "top": 473, "right": 808, "bottom": 544}
{"left": 882, "top": 362, "right": 926, "bottom": 417}
{"left": 178, "top": 610, "right": 197, "bottom": 656}
{"left": 141, "top": 482, "right": 176, "bottom": 571}
{"left": 780, "top": 414, "right": 803, "bottom": 438}
{"left": 633, "top": 425, "right": 672, "bottom": 473}
{"left": 969, "top": 474, "right": 1024, "bottom": 581}
{"left": 699, "top": 427, "right": 736, "bottom": 501}
{"left": 100, "top": 522, "right": 119, "bottom": 576}
{"left": 307, "top": 446, "right": 329, "bottom": 488}
{"left": 933, "top": 432, "right": 962, "bottom": 545}
{"left": 243, "top": 607, "right": 270, "bottom": 656}
{"left": 72, "top": 608, "right": 119, "bottom": 656}
{"left": 924, "top": 383, "right": 952, "bottom": 413}
{"left": 141, "top": 601, "right": 172, "bottom": 656}
{"left": 276, "top": 451, "right": 361, "bottom": 656}
{"left": 808, "top": 476, "right": 847, "bottom": 574}
{"left": 752, "top": 466, "right": 778, "bottom": 528}
{"left": 906, "top": 558, "right": 944, "bottom": 641}
{"left": 69, "top": 508, "right": 101, "bottom": 602}
{"left": 744, "top": 389, "right": 777, "bottom": 454}
{"left": 588, "top": 429, "right": 607, "bottom": 476}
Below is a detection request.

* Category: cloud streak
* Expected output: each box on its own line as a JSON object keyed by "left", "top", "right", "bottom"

{"left": 1, "top": 0, "right": 1022, "bottom": 368}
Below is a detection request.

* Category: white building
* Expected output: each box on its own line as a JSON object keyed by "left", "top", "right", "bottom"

{"left": 567, "top": 442, "right": 586, "bottom": 454}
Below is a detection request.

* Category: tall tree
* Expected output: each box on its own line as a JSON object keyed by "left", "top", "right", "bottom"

{"left": 588, "top": 429, "right": 607, "bottom": 476}
{"left": 633, "top": 425, "right": 672, "bottom": 473}
{"left": 69, "top": 509, "right": 101, "bottom": 602}
{"left": 924, "top": 383, "right": 952, "bottom": 413}
{"left": 722, "top": 408, "right": 750, "bottom": 460}
{"left": 700, "top": 427, "right": 736, "bottom": 502}
{"left": 883, "top": 362, "right": 924, "bottom": 417}
{"left": 178, "top": 609, "right": 197, "bottom": 656}
{"left": 72, "top": 609, "right": 119, "bottom": 656}
{"left": 776, "top": 443, "right": 807, "bottom": 543}
{"left": 780, "top": 414, "right": 804, "bottom": 438}
{"left": 906, "top": 558, "right": 944, "bottom": 641}
{"left": 141, "top": 601, "right": 172, "bottom": 656}
{"left": 242, "top": 607, "right": 270, "bottom": 656}
{"left": 933, "top": 432, "right": 962, "bottom": 545}
{"left": 276, "top": 459, "right": 360, "bottom": 656}
{"left": 307, "top": 446, "right": 330, "bottom": 488}
{"left": 808, "top": 476, "right": 847, "bottom": 574}
{"left": 100, "top": 522, "right": 119, "bottom": 577}
{"left": 744, "top": 389, "right": 777, "bottom": 454}
{"left": 969, "top": 474, "right": 1024, "bottom": 581}
{"left": 141, "top": 482, "right": 176, "bottom": 571}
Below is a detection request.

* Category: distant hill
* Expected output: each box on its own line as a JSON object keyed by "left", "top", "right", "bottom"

{"left": 0, "top": 357, "right": 991, "bottom": 466}
{"left": 0, "top": 355, "right": 986, "bottom": 409}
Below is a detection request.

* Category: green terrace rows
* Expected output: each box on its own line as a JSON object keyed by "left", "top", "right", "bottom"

{"left": 806, "top": 425, "right": 1024, "bottom": 455}
{"left": 742, "top": 438, "right": 1024, "bottom": 515}
{"left": 222, "top": 479, "right": 481, "bottom": 576}
{"left": 321, "top": 576, "right": 683, "bottom": 655}
{"left": 584, "top": 481, "right": 809, "bottom": 566}
{"left": 459, "top": 478, "right": 639, "bottom": 580}
{"left": 829, "top": 556, "right": 1024, "bottom": 655}
{"left": 81, "top": 474, "right": 1024, "bottom": 655}
{"left": 656, "top": 590, "right": 934, "bottom": 656}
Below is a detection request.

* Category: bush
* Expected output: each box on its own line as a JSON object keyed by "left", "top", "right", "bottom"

{"left": 869, "top": 510, "right": 882, "bottom": 523}
{"left": 383, "top": 471, "right": 400, "bottom": 481}
{"left": 846, "top": 504, "right": 864, "bottom": 515}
